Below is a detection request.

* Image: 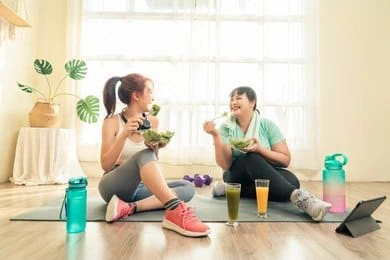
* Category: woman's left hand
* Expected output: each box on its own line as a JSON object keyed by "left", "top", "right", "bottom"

{"left": 144, "top": 141, "right": 166, "bottom": 159}
{"left": 242, "top": 138, "right": 260, "bottom": 153}
{"left": 145, "top": 141, "right": 166, "bottom": 150}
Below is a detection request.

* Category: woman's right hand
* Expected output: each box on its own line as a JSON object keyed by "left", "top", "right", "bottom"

{"left": 203, "top": 121, "right": 219, "bottom": 137}
{"left": 121, "top": 114, "right": 144, "bottom": 137}
{"left": 203, "top": 120, "right": 232, "bottom": 170}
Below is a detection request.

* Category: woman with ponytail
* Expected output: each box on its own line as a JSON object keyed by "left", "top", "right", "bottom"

{"left": 98, "top": 73, "right": 210, "bottom": 237}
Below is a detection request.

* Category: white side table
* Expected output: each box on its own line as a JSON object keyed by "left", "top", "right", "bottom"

{"left": 11, "top": 127, "right": 85, "bottom": 185}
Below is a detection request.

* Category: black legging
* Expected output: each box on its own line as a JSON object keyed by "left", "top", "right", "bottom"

{"left": 223, "top": 153, "right": 300, "bottom": 202}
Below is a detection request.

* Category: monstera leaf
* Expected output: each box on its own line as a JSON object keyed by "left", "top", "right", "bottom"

{"left": 76, "top": 96, "right": 100, "bottom": 123}
{"left": 65, "top": 59, "right": 87, "bottom": 80}
{"left": 34, "top": 59, "right": 53, "bottom": 75}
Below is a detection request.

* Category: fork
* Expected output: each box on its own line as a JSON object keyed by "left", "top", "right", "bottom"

{"left": 211, "top": 112, "right": 228, "bottom": 121}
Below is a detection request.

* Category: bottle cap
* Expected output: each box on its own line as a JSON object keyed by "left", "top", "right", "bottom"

{"left": 68, "top": 176, "right": 88, "bottom": 188}
{"left": 325, "top": 153, "right": 348, "bottom": 169}
{"left": 325, "top": 160, "right": 342, "bottom": 169}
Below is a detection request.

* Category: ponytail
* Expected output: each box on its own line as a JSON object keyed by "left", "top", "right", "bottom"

{"left": 103, "top": 73, "right": 152, "bottom": 119}
{"left": 103, "top": 77, "right": 121, "bottom": 118}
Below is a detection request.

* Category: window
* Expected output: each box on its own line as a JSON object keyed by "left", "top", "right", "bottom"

{"left": 74, "top": 0, "right": 319, "bottom": 169}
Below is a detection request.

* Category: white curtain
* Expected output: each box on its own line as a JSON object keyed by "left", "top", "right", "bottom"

{"left": 69, "top": 0, "right": 319, "bottom": 169}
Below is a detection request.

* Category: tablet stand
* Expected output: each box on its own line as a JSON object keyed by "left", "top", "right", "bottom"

{"left": 337, "top": 215, "right": 381, "bottom": 237}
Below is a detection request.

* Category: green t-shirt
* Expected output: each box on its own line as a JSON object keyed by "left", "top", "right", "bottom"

{"left": 219, "top": 115, "right": 285, "bottom": 160}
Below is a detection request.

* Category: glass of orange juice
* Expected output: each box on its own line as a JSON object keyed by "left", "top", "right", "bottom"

{"left": 255, "top": 179, "right": 270, "bottom": 218}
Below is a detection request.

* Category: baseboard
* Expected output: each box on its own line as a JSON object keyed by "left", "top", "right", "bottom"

{"left": 79, "top": 161, "right": 320, "bottom": 181}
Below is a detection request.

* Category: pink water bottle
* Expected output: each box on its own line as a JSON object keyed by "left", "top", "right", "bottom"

{"left": 322, "top": 153, "right": 348, "bottom": 213}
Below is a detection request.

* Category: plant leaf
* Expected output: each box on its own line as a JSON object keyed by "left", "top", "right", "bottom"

{"left": 76, "top": 95, "right": 100, "bottom": 123}
{"left": 34, "top": 59, "right": 53, "bottom": 75}
{"left": 65, "top": 59, "right": 87, "bottom": 80}
{"left": 17, "top": 82, "right": 33, "bottom": 93}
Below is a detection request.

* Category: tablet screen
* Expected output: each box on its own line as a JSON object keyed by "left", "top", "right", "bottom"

{"left": 343, "top": 196, "right": 386, "bottom": 223}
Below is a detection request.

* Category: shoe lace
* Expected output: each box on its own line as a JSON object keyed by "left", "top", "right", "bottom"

{"left": 296, "top": 199, "right": 308, "bottom": 210}
{"left": 296, "top": 192, "right": 315, "bottom": 211}
{"left": 178, "top": 205, "right": 198, "bottom": 227}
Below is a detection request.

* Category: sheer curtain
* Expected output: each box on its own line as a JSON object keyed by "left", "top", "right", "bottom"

{"left": 69, "top": 0, "right": 319, "bottom": 169}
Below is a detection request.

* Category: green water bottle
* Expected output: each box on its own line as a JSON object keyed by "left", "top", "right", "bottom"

{"left": 60, "top": 176, "right": 88, "bottom": 233}
{"left": 322, "top": 154, "right": 348, "bottom": 213}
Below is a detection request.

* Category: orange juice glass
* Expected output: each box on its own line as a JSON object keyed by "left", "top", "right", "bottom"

{"left": 255, "top": 179, "right": 270, "bottom": 218}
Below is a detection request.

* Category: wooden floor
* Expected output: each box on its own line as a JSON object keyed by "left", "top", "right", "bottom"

{"left": 0, "top": 179, "right": 389, "bottom": 260}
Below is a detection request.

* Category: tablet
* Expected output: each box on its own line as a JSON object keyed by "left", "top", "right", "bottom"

{"left": 335, "top": 196, "right": 386, "bottom": 237}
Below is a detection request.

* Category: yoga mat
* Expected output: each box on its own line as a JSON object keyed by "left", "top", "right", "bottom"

{"left": 10, "top": 195, "right": 348, "bottom": 223}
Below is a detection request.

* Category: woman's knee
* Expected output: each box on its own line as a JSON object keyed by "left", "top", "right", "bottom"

{"left": 290, "top": 175, "right": 300, "bottom": 189}
{"left": 98, "top": 179, "right": 112, "bottom": 203}
{"left": 279, "top": 168, "right": 300, "bottom": 189}
{"left": 234, "top": 152, "right": 270, "bottom": 170}
{"left": 137, "top": 149, "right": 157, "bottom": 168}
{"left": 246, "top": 152, "right": 268, "bottom": 164}
{"left": 171, "top": 180, "right": 195, "bottom": 202}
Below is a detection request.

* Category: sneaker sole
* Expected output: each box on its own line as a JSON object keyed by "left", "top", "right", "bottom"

{"left": 162, "top": 219, "right": 211, "bottom": 237}
{"left": 105, "top": 195, "right": 119, "bottom": 222}
{"left": 312, "top": 204, "right": 332, "bottom": 222}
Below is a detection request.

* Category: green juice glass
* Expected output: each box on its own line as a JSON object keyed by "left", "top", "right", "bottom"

{"left": 225, "top": 183, "right": 241, "bottom": 227}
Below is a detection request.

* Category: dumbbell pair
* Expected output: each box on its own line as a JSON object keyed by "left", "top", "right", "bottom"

{"left": 183, "top": 174, "right": 213, "bottom": 187}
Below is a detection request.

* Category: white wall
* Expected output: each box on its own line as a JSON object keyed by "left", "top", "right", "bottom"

{"left": 318, "top": 0, "right": 390, "bottom": 181}
{"left": 0, "top": 0, "right": 67, "bottom": 183}
{"left": 0, "top": 0, "right": 36, "bottom": 183}
{"left": 1, "top": 0, "right": 389, "bottom": 183}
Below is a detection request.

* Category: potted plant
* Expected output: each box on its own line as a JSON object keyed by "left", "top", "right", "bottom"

{"left": 17, "top": 59, "right": 100, "bottom": 127}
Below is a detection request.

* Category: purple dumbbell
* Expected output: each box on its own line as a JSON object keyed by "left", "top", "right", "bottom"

{"left": 193, "top": 175, "right": 204, "bottom": 187}
{"left": 183, "top": 174, "right": 194, "bottom": 182}
{"left": 203, "top": 174, "right": 213, "bottom": 185}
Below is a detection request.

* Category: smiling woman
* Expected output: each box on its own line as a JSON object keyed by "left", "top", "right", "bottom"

{"left": 97, "top": 72, "right": 210, "bottom": 237}
{"left": 69, "top": 0, "right": 319, "bottom": 169}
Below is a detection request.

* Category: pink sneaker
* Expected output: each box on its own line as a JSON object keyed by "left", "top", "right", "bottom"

{"left": 105, "top": 195, "right": 135, "bottom": 222}
{"left": 162, "top": 202, "right": 210, "bottom": 237}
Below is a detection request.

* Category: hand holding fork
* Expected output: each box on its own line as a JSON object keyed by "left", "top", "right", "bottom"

{"left": 211, "top": 111, "right": 228, "bottom": 122}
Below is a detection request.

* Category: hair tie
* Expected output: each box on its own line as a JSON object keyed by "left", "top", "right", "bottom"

{"left": 116, "top": 77, "right": 122, "bottom": 88}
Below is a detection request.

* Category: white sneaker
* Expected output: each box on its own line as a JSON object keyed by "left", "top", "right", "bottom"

{"left": 291, "top": 189, "right": 332, "bottom": 221}
{"left": 212, "top": 181, "right": 226, "bottom": 197}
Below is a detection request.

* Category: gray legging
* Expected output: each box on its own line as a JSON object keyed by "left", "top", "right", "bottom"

{"left": 98, "top": 149, "right": 195, "bottom": 203}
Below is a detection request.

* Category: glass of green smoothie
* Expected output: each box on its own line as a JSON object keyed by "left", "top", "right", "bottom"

{"left": 225, "top": 183, "right": 241, "bottom": 227}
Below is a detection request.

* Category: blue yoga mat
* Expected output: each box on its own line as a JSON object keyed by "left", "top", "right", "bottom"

{"left": 10, "top": 195, "right": 348, "bottom": 222}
